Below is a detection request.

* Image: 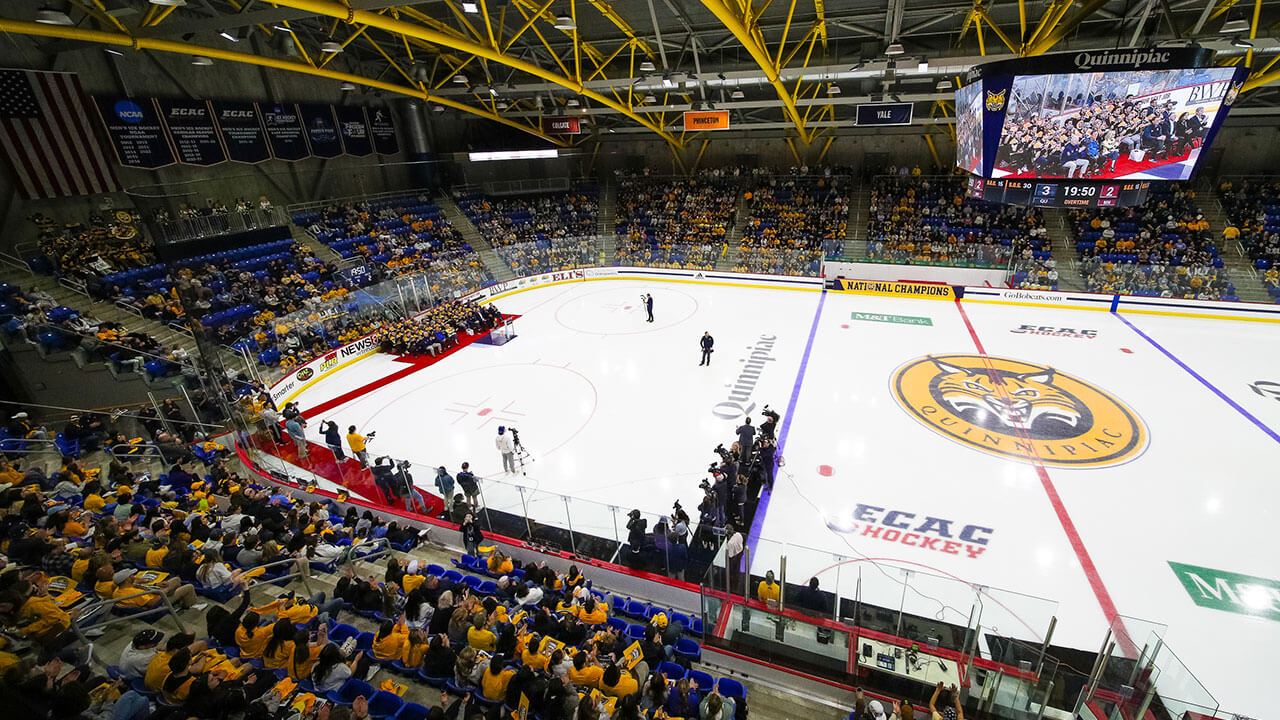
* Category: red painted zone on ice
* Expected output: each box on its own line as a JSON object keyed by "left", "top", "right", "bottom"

{"left": 301, "top": 314, "right": 520, "bottom": 418}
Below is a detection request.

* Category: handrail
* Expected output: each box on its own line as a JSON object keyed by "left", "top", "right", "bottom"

{"left": 68, "top": 585, "right": 187, "bottom": 644}
{"left": 0, "top": 248, "right": 33, "bottom": 276}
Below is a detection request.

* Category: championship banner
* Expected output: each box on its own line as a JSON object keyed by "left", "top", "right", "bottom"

{"left": 368, "top": 106, "right": 399, "bottom": 154}
{"left": 260, "top": 102, "right": 309, "bottom": 161}
{"left": 336, "top": 105, "right": 372, "bottom": 156}
{"left": 93, "top": 96, "right": 175, "bottom": 169}
{"left": 682, "top": 109, "right": 730, "bottom": 131}
{"left": 156, "top": 98, "right": 225, "bottom": 166}
{"left": 835, "top": 279, "right": 956, "bottom": 300}
{"left": 299, "top": 103, "right": 342, "bottom": 158}
{"left": 212, "top": 100, "right": 270, "bottom": 164}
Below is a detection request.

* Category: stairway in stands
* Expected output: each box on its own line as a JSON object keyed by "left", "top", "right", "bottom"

{"left": 1198, "top": 182, "right": 1272, "bottom": 303}
{"left": 436, "top": 192, "right": 514, "bottom": 282}
{"left": 715, "top": 190, "right": 750, "bottom": 271}
{"left": 597, "top": 179, "right": 616, "bottom": 264}
{"left": 1042, "top": 208, "right": 1088, "bottom": 291}
{"left": 844, "top": 180, "right": 871, "bottom": 259}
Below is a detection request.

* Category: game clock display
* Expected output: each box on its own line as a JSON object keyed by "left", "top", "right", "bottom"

{"left": 967, "top": 177, "right": 1150, "bottom": 208}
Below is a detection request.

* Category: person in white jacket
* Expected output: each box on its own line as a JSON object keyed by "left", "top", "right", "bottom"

{"left": 495, "top": 426, "right": 515, "bottom": 474}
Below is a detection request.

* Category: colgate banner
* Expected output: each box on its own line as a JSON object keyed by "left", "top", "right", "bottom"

{"left": 545, "top": 116, "right": 582, "bottom": 135}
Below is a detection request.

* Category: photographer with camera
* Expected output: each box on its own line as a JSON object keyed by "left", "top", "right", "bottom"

{"left": 346, "top": 425, "right": 372, "bottom": 468}
{"left": 370, "top": 456, "right": 399, "bottom": 504}
{"left": 760, "top": 404, "right": 781, "bottom": 440}
{"left": 755, "top": 435, "right": 777, "bottom": 489}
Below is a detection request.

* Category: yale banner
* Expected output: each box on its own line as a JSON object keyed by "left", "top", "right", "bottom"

{"left": 836, "top": 279, "right": 956, "bottom": 300}
{"left": 683, "top": 110, "right": 730, "bottom": 131}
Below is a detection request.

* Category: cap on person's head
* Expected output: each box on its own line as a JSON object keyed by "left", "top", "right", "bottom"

{"left": 133, "top": 629, "right": 163, "bottom": 647}
{"left": 113, "top": 568, "right": 137, "bottom": 584}
{"left": 869, "top": 700, "right": 887, "bottom": 720}
{"left": 497, "top": 426, "right": 505, "bottom": 434}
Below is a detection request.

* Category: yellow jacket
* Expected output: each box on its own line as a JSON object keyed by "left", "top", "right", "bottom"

{"left": 19, "top": 594, "right": 70, "bottom": 638}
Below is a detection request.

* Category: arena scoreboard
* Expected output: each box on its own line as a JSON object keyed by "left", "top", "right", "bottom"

{"left": 966, "top": 177, "right": 1151, "bottom": 208}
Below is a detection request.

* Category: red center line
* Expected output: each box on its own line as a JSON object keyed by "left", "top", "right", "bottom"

{"left": 952, "top": 298, "right": 1136, "bottom": 657}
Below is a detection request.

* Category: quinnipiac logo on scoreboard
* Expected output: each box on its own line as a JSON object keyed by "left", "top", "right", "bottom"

{"left": 891, "top": 354, "right": 1146, "bottom": 468}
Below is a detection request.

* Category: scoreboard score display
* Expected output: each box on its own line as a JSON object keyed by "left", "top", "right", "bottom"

{"left": 966, "top": 177, "right": 1151, "bottom": 208}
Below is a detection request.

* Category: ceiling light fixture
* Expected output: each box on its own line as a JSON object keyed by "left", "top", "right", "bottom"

{"left": 567, "top": 98, "right": 580, "bottom": 106}
{"left": 936, "top": 79, "right": 953, "bottom": 90}
{"left": 497, "top": 101, "right": 508, "bottom": 109}
{"left": 640, "top": 60, "right": 657, "bottom": 72}
{"left": 104, "top": 48, "right": 124, "bottom": 56}
{"left": 149, "top": 0, "right": 186, "bottom": 5}
{"left": 662, "top": 76, "right": 674, "bottom": 88}
{"left": 731, "top": 90, "right": 744, "bottom": 99}
{"left": 918, "top": 59, "right": 929, "bottom": 72}
{"left": 1221, "top": 18, "right": 1251, "bottom": 34}
{"left": 827, "top": 84, "right": 841, "bottom": 95}
{"left": 320, "top": 41, "right": 343, "bottom": 53}
{"left": 272, "top": 24, "right": 293, "bottom": 33}
{"left": 885, "top": 42, "right": 904, "bottom": 56}
{"left": 452, "top": 74, "right": 468, "bottom": 84}
{"left": 191, "top": 55, "right": 213, "bottom": 66}
{"left": 340, "top": 81, "right": 357, "bottom": 92}
{"left": 219, "top": 31, "right": 238, "bottom": 42}
{"left": 462, "top": 2, "right": 479, "bottom": 12}
{"left": 553, "top": 15, "right": 575, "bottom": 30}
{"left": 35, "top": 8, "right": 74, "bottom": 25}
{"left": 1231, "top": 36, "right": 1253, "bottom": 48}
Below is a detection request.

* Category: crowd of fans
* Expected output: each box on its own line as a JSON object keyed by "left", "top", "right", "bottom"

{"left": 1071, "top": 184, "right": 1234, "bottom": 299}
{"left": 734, "top": 177, "right": 847, "bottom": 276}
{"left": 866, "top": 176, "right": 1049, "bottom": 268}
{"left": 614, "top": 174, "right": 737, "bottom": 270}
{"left": 1219, "top": 179, "right": 1280, "bottom": 301}
{"left": 456, "top": 188, "right": 598, "bottom": 248}
{"left": 373, "top": 301, "right": 504, "bottom": 357}
{"left": 0, "top": 405, "right": 755, "bottom": 720}
{"left": 29, "top": 212, "right": 154, "bottom": 280}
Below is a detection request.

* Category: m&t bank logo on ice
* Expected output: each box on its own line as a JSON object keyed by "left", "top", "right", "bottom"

{"left": 1168, "top": 561, "right": 1280, "bottom": 622}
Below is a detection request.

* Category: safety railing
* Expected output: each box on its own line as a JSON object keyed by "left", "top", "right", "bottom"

{"left": 68, "top": 586, "right": 189, "bottom": 643}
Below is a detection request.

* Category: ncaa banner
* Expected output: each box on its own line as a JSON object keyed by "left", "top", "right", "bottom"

{"left": 835, "top": 278, "right": 956, "bottom": 300}
{"left": 92, "top": 96, "right": 176, "bottom": 169}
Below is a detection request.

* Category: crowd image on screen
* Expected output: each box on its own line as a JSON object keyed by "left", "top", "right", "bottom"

{"left": 992, "top": 69, "right": 1226, "bottom": 179}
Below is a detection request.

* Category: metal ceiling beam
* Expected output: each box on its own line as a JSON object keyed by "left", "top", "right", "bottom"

{"left": 137, "top": 0, "right": 410, "bottom": 37}
{"left": 698, "top": 0, "right": 812, "bottom": 141}
{"left": 262, "top": 0, "right": 682, "bottom": 145}
{"left": 0, "top": 17, "right": 567, "bottom": 145}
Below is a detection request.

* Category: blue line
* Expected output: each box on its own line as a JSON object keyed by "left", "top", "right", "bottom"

{"left": 1110, "top": 294, "right": 1120, "bottom": 312}
{"left": 745, "top": 289, "right": 827, "bottom": 564}
{"left": 1113, "top": 311, "right": 1280, "bottom": 445}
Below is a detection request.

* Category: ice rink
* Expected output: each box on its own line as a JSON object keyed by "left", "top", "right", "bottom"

{"left": 290, "top": 277, "right": 1279, "bottom": 716}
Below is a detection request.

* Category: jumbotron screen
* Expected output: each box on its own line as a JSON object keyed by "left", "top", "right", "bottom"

{"left": 955, "top": 82, "right": 984, "bottom": 176}
{"left": 990, "top": 67, "right": 1239, "bottom": 181}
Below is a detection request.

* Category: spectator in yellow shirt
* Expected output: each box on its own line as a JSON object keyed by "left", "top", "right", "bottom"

{"left": 145, "top": 634, "right": 207, "bottom": 691}
{"left": 479, "top": 654, "right": 516, "bottom": 702}
{"left": 578, "top": 597, "right": 608, "bottom": 626}
{"left": 373, "top": 618, "right": 410, "bottom": 661}
{"left": 599, "top": 662, "right": 640, "bottom": 699}
{"left": 567, "top": 651, "right": 603, "bottom": 690}
{"left": 757, "top": 570, "right": 781, "bottom": 604}
{"left": 487, "top": 550, "right": 514, "bottom": 576}
{"left": 235, "top": 612, "right": 271, "bottom": 658}
{"left": 262, "top": 619, "right": 299, "bottom": 669}
{"left": 403, "top": 629, "right": 430, "bottom": 667}
{"left": 467, "top": 611, "right": 497, "bottom": 652}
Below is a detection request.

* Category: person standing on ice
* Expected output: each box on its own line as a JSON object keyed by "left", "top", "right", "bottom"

{"left": 495, "top": 426, "right": 516, "bottom": 474}
{"left": 699, "top": 331, "right": 714, "bottom": 366}
{"left": 644, "top": 293, "right": 654, "bottom": 323}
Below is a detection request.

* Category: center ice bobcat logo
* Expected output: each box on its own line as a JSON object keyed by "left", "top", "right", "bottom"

{"left": 891, "top": 354, "right": 1146, "bottom": 468}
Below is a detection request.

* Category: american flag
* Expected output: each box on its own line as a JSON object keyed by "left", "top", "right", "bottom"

{"left": 0, "top": 69, "right": 120, "bottom": 199}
